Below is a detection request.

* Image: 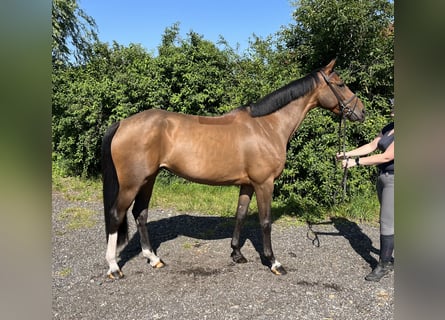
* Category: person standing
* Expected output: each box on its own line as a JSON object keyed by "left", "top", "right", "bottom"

{"left": 336, "top": 101, "right": 394, "bottom": 282}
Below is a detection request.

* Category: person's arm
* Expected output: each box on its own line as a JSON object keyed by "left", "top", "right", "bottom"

{"left": 343, "top": 141, "right": 394, "bottom": 168}
{"left": 336, "top": 134, "right": 381, "bottom": 159}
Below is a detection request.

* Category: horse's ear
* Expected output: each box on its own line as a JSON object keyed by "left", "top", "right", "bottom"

{"left": 324, "top": 59, "right": 337, "bottom": 73}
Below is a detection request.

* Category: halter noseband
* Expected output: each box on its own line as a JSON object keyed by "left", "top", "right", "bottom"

{"left": 320, "top": 71, "right": 358, "bottom": 119}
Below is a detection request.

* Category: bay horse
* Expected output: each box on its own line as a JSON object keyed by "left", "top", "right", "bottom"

{"left": 102, "top": 59, "right": 365, "bottom": 279}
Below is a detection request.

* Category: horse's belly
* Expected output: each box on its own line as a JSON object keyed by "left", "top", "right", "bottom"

{"left": 161, "top": 151, "right": 249, "bottom": 186}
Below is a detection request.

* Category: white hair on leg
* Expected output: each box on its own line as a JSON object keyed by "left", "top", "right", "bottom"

{"left": 142, "top": 249, "right": 164, "bottom": 268}
{"left": 106, "top": 232, "right": 122, "bottom": 278}
{"left": 271, "top": 260, "right": 284, "bottom": 275}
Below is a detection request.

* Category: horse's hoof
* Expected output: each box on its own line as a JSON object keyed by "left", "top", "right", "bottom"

{"left": 107, "top": 270, "right": 124, "bottom": 280}
{"left": 231, "top": 251, "right": 248, "bottom": 264}
{"left": 271, "top": 265, "right": 287, "bottom": 275}
{"left": 235, "top": 256, "right": 248, "bottom": 264}
{"left": 153, "top": 260, "right": 165, "bottom": 269}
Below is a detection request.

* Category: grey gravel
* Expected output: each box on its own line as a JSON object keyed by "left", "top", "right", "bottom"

{"left": 52, "top": 192, "right": 393, "bottom": 319}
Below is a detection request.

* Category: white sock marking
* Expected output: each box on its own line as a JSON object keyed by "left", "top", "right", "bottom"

{"left": 142, "top": 248, "right": 161, "bottom": 266}
{"left": 106, "top": 232, "right": 120, "bottom": 274}
{"left": 272, "top": 260, "right": 282, "bottom": 270}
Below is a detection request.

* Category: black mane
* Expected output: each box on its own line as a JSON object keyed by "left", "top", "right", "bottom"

{"left": 249, "top": 72, "right": 320, "bottom": 117}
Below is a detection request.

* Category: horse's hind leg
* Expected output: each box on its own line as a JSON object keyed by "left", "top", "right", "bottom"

{"left": 106, "top": 220, "right": 123, "bottom": 279}
{"left": 231, "top": 185, "right": 254, "bottom": 263}
{"left": 106, "top": 189, "right": 136, "bottom": 279}
{"left": 132, "top": 176, "right": 165, "bottom": 269}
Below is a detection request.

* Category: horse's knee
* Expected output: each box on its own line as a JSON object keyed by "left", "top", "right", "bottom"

{"left": 260, "top": 219, "right": 271, "bottom": 233}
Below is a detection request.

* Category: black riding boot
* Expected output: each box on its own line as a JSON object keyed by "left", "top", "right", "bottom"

{"left": 365, "top": 259, "right": 394, "bottom": 281}
{"left": 365, "top": 234, "right": 394, "bottom": 282}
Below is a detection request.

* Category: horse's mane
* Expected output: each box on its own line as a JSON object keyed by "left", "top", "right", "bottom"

{"left": 249, "top": 72, "right": 320, "bottom": 117}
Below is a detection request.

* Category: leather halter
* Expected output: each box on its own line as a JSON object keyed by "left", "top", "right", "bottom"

{"left": 320, "top": 71, "right": 358, "bottom": 119}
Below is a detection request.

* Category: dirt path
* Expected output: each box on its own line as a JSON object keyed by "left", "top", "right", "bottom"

{"left": 52, "top": 192, "right": 393, "bottom": 319}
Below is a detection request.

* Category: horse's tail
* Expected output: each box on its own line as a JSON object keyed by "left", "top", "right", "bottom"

{"left": 102, "top": 121, "right": 128, "bottom": 246}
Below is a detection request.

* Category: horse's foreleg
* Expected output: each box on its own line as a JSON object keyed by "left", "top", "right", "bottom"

{"left": 255, "top": 181, "right": 287, "bottom": 275}
{"left": 231, "top": 185, "right": 254, "bottom": 263}
{"left": 132, "top": 179, "right": 165, "bottom": 269}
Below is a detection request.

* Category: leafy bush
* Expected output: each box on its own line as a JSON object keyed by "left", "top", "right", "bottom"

{"left": 52, "top": 43, "right": 157, "bottom": 176}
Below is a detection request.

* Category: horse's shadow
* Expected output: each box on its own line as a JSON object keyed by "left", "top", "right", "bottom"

{"left": 118, "top": 213, "right": 264, "bottom": 269}
{"left": 308, "top": 217, "right": 380, "bottom": 269}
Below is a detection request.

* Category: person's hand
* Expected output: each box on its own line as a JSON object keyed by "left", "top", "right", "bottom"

{"left": 336, "top": 152, "right": 348, "bottom": 160}
{"left": 341, "top": 158, "right": 357, "bottom": 169}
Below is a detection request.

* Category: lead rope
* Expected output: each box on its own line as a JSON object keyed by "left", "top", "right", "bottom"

{"left": 332, "top": 114, "right": 349, "bottom": 204}
{"left": 308, "top": 115, "right": 349, "bottom": 248}
{"left": 306, "top": 221, "right": 320, "bottom": 247}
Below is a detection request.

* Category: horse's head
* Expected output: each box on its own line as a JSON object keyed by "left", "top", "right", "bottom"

{"left": 317, "top": 59, "right": 365, "bottom": 122}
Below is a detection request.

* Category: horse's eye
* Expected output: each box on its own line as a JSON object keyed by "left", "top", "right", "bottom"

{"left": 338, "top": 82, "right": 345, "bottom": 88}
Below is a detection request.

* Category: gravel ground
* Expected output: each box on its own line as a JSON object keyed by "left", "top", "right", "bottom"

{"left": 52, "top": 192, "right": 393, "bottom": 320}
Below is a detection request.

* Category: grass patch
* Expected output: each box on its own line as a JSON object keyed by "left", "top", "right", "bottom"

{"left": 58, "top": 207, "right": 97, "bottom": 230}
{"left": 52, "top": 174, "right": 102, "bottom": 202}
{"left": 150, "top": 180, "right": 258, "bottom": 217}
{"left": 328, "top": 193, "right": 380, "bottom": 225}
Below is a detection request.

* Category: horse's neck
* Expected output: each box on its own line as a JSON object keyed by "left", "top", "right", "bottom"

{"left": 268, "top": 95, "right": 317, "bottom": 143}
